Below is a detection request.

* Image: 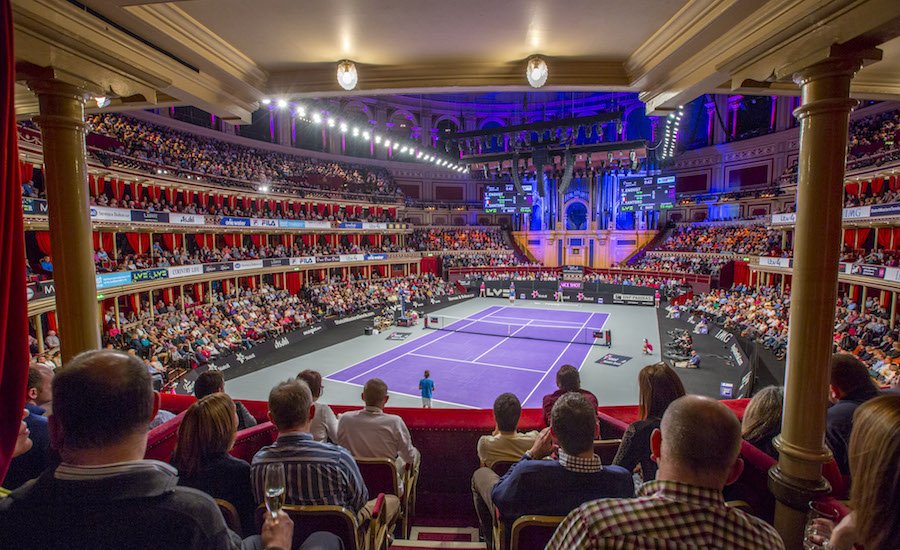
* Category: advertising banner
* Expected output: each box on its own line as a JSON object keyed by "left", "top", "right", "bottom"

{"left": 472, "top": 280, "right": 655, "bottom": 306}
{"left": 203, "top": 262, "right": 234, "bottom": 273}
{"left": 90, "top": 206, "right": 132, "bottom": 222}
{"left": 130, "top": 268, "right": 170, "bottom": 283}
{"left": 168, "top": 213, "right": 205, "bottom": 226}
{"left": 365, "top": 253, "right": 389, "bottom": 261}
{"left": 757, "top": 256, "right": 792, "bottom": 268}
{"left": 131, "top": 211, "right": 170, "bottom": 223}
{"left": 869, "top": 203, "right": 900, "bottom": 218}
{"left": 770, "top": 213, "right": 796, "bottom": 224}
{"left": 26, "top": 281, "right": 56, "bottom": 302}
{"left": 842, "top": 206, "right": 871, "bottom": 219}
{"left": 263, "top": 258, "right": 291, "bottom": 267}
{"left": 339, "top": 254, "right": 366, "bottom": 263}
{"left": 316, "top": 255, "right": 340, "bottom": 264}
{"left": 363, "top": 222, "right": 388, "bottom": 230}
{"left": 167, "top": 264, "right": 204, "bottom": 278}
{"left": 22, "top": 198, "right": 48, "bottom": 215}
{"left": 96, "top": 271, "right": 133, "bottom": 290}
{"left": 220, "top": 217, "right": 251, "bottom": 227}
{"left": 849, "top": 264, "right": 887, "bottom": 279}
{"left": 301, "top": 220, "right": 332, "bottom": 229}
{"left": 289, "top": 256, "right": 317, "bottom": 266}
{"left": 276, "top": 220, "right": 306, "bottom": 229}
{"left": 233, "top": 260, "right": 264, "bottom": 271}
{"left": 338, "top": 222, "right": 364, "bottom": 229}
{"left": 250, "top": 218, "right": 278, "bottom": 228}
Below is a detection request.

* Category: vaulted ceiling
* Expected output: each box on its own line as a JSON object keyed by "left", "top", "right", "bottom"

{"left": 12, "top": 0, "right": 900, "bottom": 122}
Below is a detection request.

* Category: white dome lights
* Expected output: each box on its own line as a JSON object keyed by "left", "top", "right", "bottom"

{"left": 526, "top": 56, "right": 548, "bottom": 88}
{"left": 336, "top": 60, "right": 359, "bottom": 91}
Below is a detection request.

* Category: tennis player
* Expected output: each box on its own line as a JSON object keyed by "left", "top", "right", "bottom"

{"left": 509, "top": 281, "right": 516, "bottom": 304}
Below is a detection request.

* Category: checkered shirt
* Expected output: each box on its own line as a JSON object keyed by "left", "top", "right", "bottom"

{"left": 547, "top": 480, "right": 785, "bottom": 549}
{"left": 558, "top": 450, "right": 602, "bottom": 473}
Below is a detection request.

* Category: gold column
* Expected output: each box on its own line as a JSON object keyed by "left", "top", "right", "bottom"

{"left": 29, "top": 80, "right": 101, "bottom": 362}
{"left": 770, "top": 57, "right": 861, "bottom": 548}
{"left": 34, "top": 315, "right": 44, "bottom": 354}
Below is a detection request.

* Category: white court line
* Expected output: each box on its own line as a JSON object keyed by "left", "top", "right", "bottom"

{"left": 327, "top": 379, "right": 478, "bottom": 409}
{"left": 485, "top": 315, "right": 586, "bottom": 326}
{"left": 407, "top": 352, "right": 546, "bottom": 374}
{"left": 340, "top": 306, "right": 505, "bottom": 383}
{"left": 471, "top": 319, "right": 533, "bottom": 363}
{"left": 522, "top": 312, "right": 597, "bottom": 404}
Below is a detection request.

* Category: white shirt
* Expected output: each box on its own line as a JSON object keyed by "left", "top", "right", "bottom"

{"left": 309, "top": 401, "right": 338, "bottom": 443}
{"left": 336, "top": 406, "right": 419, "bottom": 467}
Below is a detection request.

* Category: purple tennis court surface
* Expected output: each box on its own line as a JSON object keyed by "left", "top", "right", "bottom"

{"left": 327, "top": 305, "right": 609, "bottom": 409}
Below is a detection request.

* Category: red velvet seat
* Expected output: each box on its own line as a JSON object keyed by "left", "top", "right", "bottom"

{"left": 144, "top": 410, "right": 187, "bottom": 462}
{"left": 229, "top": 421, "right": 277, "bottom": 463}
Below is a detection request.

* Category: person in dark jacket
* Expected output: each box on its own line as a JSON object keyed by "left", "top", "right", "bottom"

{"left": 172, "top": 393, "right": 256, "bottom": 535}
{"left": 827, "top": 353, "right": 882, "bottom": 474}
{"left": 3, "top": 366, "right": 53, "bottom": 490}
{"left": 194, "top": 370, "right": 258, "bottom": 431}
{"left": 613, "top": 362, "right": 686, "bottom": 481}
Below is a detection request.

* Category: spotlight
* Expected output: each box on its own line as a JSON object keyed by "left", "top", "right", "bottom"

{"left": 392, "top": 142, "right": 400, "bottom": 150}
{"left": 374, "top": 135, "right": 382, "bottom": 143}
{"left": 327, "top": 118, "right": 335, "bottom": 127}
{"left": 312, "top": 113, "right": 323, "bottom": 124}
{"left": 261, "top": 98, "right": 272, "bottom": 105}
{"left": 352, "top": 127, "right": 360, "bottom": 136}
{"left": 276, "top": 99, "right": 288, "bottom": 109}
{"left": 417, "top": 152, "right": 423, "bottom": 159}
{"left": 668, "top": 113, "right": 675, "bottom": 119}
{"left": 339, "top": 122, "right": 348, "bottom": 133}
{"left": 363, "top": 131, "right": 371, "bottom": 140}
{"left": 384, "top": 139, "right": 391, "bottom": 148}
{"left": 296, "top": 106, "right": 306, "bottom": 117}
{"left": 400, "top": 146, "right": 408, "bottom": 153}
{"left": 336, "top": 60, "right": 358, "bottom": 91}
{"left": 526, "top": 55, "right": 549, "bottom": 88}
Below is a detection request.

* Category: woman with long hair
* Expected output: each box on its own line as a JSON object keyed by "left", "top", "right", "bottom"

{"left": 827, "top": 393, "right": 900, "bottom": 550}
{"left": 172, "top": 393, "right": 255, "bottom": 535}
{"left": 612, "top": 362, "right": 685, "bottom": 481}
{"left": 740, "top": 386, "right": 784, "bottom": 459}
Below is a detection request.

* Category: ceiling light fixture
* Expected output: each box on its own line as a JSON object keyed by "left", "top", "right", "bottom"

{"left": 336, "top": 60, "right": 359, "bottom": 91}
{"left": 276, "top": 99, "right": 288, "bottom": 109}
{"left": 95, "top": 96, "right": 110, "bottom": 108}
{"left": 312, "top": 113, "right": 323, "bottom": 124}
{"left": 261, "top": 98, "right": 271, "bottom": 105}
{"left": 526, "top": 55, "right": 549, "bottom": 88}
{"left": 296, "top": 106, "right": 306, "bottom": 117}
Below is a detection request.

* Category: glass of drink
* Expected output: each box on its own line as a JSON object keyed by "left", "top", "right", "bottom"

{"left": 264, "top": 463, "right": 285, "bottom": 519}
{"left": 803, "top": 500, "right": 840, "bottom": 549}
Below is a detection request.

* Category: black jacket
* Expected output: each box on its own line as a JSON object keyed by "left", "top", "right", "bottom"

{"left": 178, "top": 453, "right": 256, "bottom": 536}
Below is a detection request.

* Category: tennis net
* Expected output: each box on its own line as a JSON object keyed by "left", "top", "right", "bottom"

{"left": 424, "top": 314, "right": 607, "bottom": 345}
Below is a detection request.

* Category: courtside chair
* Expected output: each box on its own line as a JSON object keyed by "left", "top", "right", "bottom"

{"left": 355, "top": 457, "right": 416, "bottom": 539}
{"left": 593, "top": 438, "right": 623, "bottom": 465}
{"left": 489, "top": 460, "right": 517, "bottom": 477}
{"left": 255, "top": 494, "right": 389, "bottom": 550}
{"left": 508, "top": 515, "right": 566, "bottom": 550}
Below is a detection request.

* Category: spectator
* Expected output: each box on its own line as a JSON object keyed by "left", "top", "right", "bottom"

{"left": 824, "top": 394, "right": 899, "bottom": 550}
{"left": 548, "top": 396, "right": 785, "bottom": 549}
{"left": 3, "top": 366, "right": 54, "bottom": 489}
{"left": 297, "top": 369, "right": 338, "bottom": 443}
{"left": 613, "top": 362, "right": 685, "bottom": 482}
{"left": 336, "top": 378, "right": 420, "bottom": 493}
{"left": 172, "top": 393, "right": 256, "bottom": 536}
{"left": 45, "top": 330, "right": 59, "bottom": 348}
{"left": 827, "top": 353, "right": 882, "bottom": 474}
{"left": 741, "top": 385, "right": 784, "bottom": 459}
{"left": 194, "top": 370, "right": 257, "bottom": 431}
{"left": 541, "top": 365, "right": 600, "bottom": 437}
{"left": 251, "top": 379, "right": 401, "bottom": 534}
{"left": 476, "top": 393, "right": 539, "bottom": 468}
{"left": 0, "top": 349, "right": 296, "bottom": 550}
{"left": 472, "top": 393, "right": 634, "bottom": 549}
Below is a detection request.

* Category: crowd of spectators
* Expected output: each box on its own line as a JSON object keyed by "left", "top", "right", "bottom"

{"left": 441, "top": 252, "right": 534, "bottom": 268}
{"left": 79, "top": 114, "right": 399, "bottom": 198}
{"left": 844, "top": 184, "right": 900, "bottom": 208}
{"left": 840, "top": 246, "right": 900, "bottom": 266}
{"left": 656, "top": 223, "right": 786, "bottom": 256}
{"left": 89, "top": 190, "right": 399, "bottom": 223}
{"left": 410, "top": 228, "right": 509, "bottom": 251}
{"left": 847, "top": 108, "right": 899, "bottom": 161}
{"left": 623, "top": 255, "right": 730, "bottom": 275}
{"left": 304, "top": 273, "right": 452, "bottom": 318}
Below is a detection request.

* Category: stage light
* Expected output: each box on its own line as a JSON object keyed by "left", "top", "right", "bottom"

{"left": 393, "top": 142, "right": 400, "bottom": 150}
{"left": 669, "top": 113, "right": 675, "bottom": 119}
{"left": 276, "top": 99, "right": 288, "bottom": 109}
{"left": 339, "top": 122, "right": 348, "bottom": 133}
{"left": 336, "top": 60, "right": 358, "bottom": 91}
{"left": 384, "top": 140, "right": 391, "bottom": 148}
{"left": 417, "top": 152, "right": 423, "bottom": 159}
{"left": 352, "top": 127, "right": 359, "bottom": 136}
{"left": 312, "top": 113, "right": 323, "bottom": 124}
{"left": 374, "top": 134, "right": 382, "bottom": 143}
{"left": 526, "top": 56, "right": 548, "bottom": 88}
{"left": 327, "top": 118, "right": 335, "bottom": 127}
{"left": 296, "top": 106, "right": 306, "bottom": 117}
{"left": 261, "top": 98, "right": 271, "bottom": 105}
{"left": 400, "top": 146, "right": 408, "bottom": 153}
{"left": 363, "top": 131, "right": 371, "bottom": 140}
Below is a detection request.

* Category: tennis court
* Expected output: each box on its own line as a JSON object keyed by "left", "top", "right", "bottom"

{"left": 326, "top": 305, "right": 609, "bottom": 409}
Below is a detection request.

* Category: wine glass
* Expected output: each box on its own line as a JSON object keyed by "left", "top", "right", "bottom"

{"left": 803, "top": 500, "right": 840, "bottom": 549}
{"left": 264, "top": 463, "right": 285, "bottom": 519}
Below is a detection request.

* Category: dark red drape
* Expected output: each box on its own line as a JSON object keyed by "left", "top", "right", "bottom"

{"left": 222, "top": 234, "right": 239, "bottom": 247}
{"left": 0, "top": 0, "right": 30, "bottom": 483}
{"left": 18, "top": 160, "right": 32, "bottom": 184}
{"left": 35, "top": 230, "right": 52, "bottom": 255}
{"left": 250, "top": 234, "right": 262, "bottom": 248}
{"left": 125, "top": 233, "right": 150, "bottom": 255}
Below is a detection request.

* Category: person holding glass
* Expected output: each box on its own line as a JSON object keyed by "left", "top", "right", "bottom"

{"left": 172, "top": 393, "right": 256, "bottom": 535}
{"left": 805, "top": 394, "right": 900, "bottom": 550}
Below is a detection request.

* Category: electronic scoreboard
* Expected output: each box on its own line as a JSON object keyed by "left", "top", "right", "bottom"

{"left": 619, "top": 175, "right": 676, "bottom": 212}
{"left": 483, "top": 183, "right": 533, "bottom": 214}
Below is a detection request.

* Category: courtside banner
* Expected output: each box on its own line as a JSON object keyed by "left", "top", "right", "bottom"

{"left": 131, "top": 211, "right": 170, "bottom": 223}
{"left": 365, "top": 253, "right": 389, "bottom": 261}
{"left": 263, "top": 258, "right": 291, "bottom": 267}
{"left": 250, "top": 218, "right": 278, "bottom": 228}
{"left": 339, "top": 254, "right": 366, "bottom": 263}
{"left": 130, "top": 268, "right": 169, "bottom": 283}
{"left": 203, "top": 262, "right": 234, "bottom": 273}
{"left": 22, "top": 198, "right": 48, "bottom": 215}
{"left": 338, "top": 222, "right": 363, "bottom": 229}
{"left": 96, "top": 271, "right": 133, "bottom": 289}
{"left": 869, "top": 203, "right": 900, "bottom": 217}
{"left": 277, "top": 220, "right": 306, "bottom": 229}
{"left": 289, "top": 256, "right": 317, "bottom": 266}
{"left": 770, "top": 213, "right": 796, "bottom": 224}
{"left": 302, "top": 220, "right": 332, "bottom": 229}
{"left": 316, "top": 255, "right": 340, "bottom": 264}
{"left": 233, "top": 260, "right": 264, "bottom": 271}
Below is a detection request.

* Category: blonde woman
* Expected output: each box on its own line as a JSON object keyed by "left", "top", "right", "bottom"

{"left": 740, "top": 386, "right": 784, "bottom": 459}
{"left": 172, "top": 393, "right": 255, "bottom": 534}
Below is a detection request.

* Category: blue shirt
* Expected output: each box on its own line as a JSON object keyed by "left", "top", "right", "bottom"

{"left": 419, "top": 378, "right": 434, "bottom": 398}
{"left": 3, "top": 403, "right": 51, "bottom": 490}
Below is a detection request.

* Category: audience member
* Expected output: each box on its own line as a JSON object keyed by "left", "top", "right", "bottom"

{"left": 541, "top": 365, "right": 600, "bottom": 437}
{"left": 0, "top": 349, "right": 296, "bottom": 550}
{"left": 548, "top": 395, "right": 785, "bottom": 549}
{"left": 740, "top": 385, "right": 784, "bottom": 459}
{"left": 476, "top": 393, "right": 538, "bottom": 468}
{"left": 194, "top": 370, "right": 258, "bottom": 431}
{"left": 297, "top": 370, "right": 338, "bottom": 443}
{"left": 251, "top": 379, "right": 400, "bottom": 533}
{"left": 3, "top": 366, "right": 54, "bottom": 489}
{"left": 472, "top": 393, "right": 633, "bottom": 549}
{"left": 613, "top": 363, "right": 685, "bottom": 481}
{"left": 827, "top": 353, "right": 881, "bottom": 474}
{"left": 336, "top": 378, "right": 420, "bottom": 493}
{"left": 172, "top": 393, "right": 256, "bottom": 536}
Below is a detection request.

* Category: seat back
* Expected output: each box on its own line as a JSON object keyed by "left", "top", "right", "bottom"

{"left": 490, "top": 461, "right": 517, "bottom": 477}
{"left": 724, "top": 440, "right": 777, "bottom": 523}
{"left": 256, "top": 504, "right": 360, "bottom": 550}
{"left": 144, "top": 410, "right": 187, "bottom": 461}
{"left": 593, "top": 439, "right": 622, "bottom": 465}
{"left": 215, "top": 498, "right": 242, "bottom": 537}
{"left": 230, "top": 422, "right": 277, "bottom": 463}
{"left": 509, "top": 515, "right": 565, "bottom": 550}
{"left": 355, "top": 457, "right": 400, "bottom": 498}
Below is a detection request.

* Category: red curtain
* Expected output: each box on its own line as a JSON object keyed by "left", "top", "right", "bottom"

{"left": 161, "top": 233, "right": 183, "bottom": 251}
{"left": 368, "top": 234, "right": 378, "bottom": 246}
{"left": 125, "top": 233, "right": 150, "bottom": 254}
{"left": 388, "top": 207, "right": 396, "bottom": 219}
{"left": 890, "top": 175, "right": 899, "bottom": 192}
{"left": 250, "top": 234, "right": 262, "bottom": 248}
{"left": 893, "top": 228, "right": 900, "bottom": 250}
{"left": 878, "top": 228, "right": 893, "bottom": 249}
{"left": 223, "top": 234, "right": 239, "bottom": 247}
{"left": 35, "top": 230, "right": 52, "bottom": 254}
{"left": 18, "top": 160, "right": 32, "bottom": 184}
{"left": 871, "top": 177, "right": 885, "bottom": 196}
{"left": 193, "top": 283, "right": 205, "bottom": 302}
{"left": 844, "top": 182, "right": 859, "bottom": 196}
{"left": 317, "top": 203, "right": 326, "bottom": 215}
{"left": 420, "top": 256, "right": 439, "bottom": 275}
{"left": 194, "top": 234, "right": 214, "bottom": 249}
{"left": 0, "top": 0, "right": 30, "bottom": 483}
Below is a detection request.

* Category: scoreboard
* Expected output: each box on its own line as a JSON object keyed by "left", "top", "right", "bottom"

{"left": 484, "top": 183, "right": 533, "bottom": 214}
{"left": 619, "top": 175, "right": 676, "bottom": 212}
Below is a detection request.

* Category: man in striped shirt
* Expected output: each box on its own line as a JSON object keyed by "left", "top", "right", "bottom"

{"left": 548, "top": 395, "right": 785, "bottom": 549}
{"left": 251, "top": 379, "right": 401, "bottom": 531}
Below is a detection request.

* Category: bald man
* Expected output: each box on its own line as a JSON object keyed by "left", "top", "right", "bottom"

{"left": 548, "top": 395, "right": 785, "bottom": 549}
